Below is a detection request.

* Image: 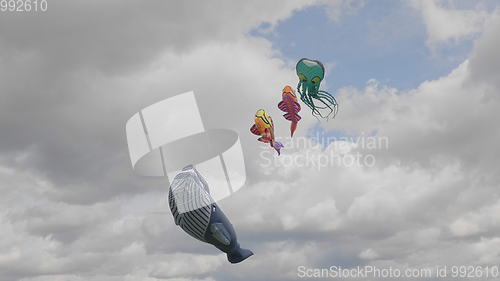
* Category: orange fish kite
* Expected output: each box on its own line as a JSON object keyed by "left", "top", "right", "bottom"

{"left": 250, "top": 109, "right": 284, "bottom": 155}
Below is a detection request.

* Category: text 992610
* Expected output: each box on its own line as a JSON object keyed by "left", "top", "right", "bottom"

{"left": 1, "top": 0, "right": 47, "bottom": 12}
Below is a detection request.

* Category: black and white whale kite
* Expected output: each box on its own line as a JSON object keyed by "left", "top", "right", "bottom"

{"left": 168, "top": 165, "right": 253, "bottom": 264}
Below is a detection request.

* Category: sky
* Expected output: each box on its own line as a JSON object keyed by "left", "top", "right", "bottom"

{"left": 254, "top": 1, "right": 455, "bottom": 90}
{"left": 1, "top": 0, "right": 500, "bottom": 280}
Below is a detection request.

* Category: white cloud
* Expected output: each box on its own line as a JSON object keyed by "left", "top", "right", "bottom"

{"left": 149, "top": 254, "right": 225, "bottom": 279}
{"left": 469, "top": 10, "right": 500, "bottom": 88}
{"left": 410, "top": 0, "right": 492, "bottom": 45}
{"left": 449, "top": 199, "right": 500, "bottom": 237}
{"left": 449, "top": 218, "right": 481, "bottom": 237}
{"left": 323, "top": 0, "right": 366, "bottom": 22}
{"left": 359, "top": 248, "right": 379, "bottom": 260}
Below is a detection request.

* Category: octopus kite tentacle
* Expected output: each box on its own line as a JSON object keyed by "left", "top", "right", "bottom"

{"left": 297, "top": 82, "right": 311, "bottom": 111}
{"left": 298, "top": 82, "right": 325, "bottom": 117}
{"left": 317, "top": 90, "right": 338, "bottom": 119}
{"left": 300, "top": 90, "right": 322, "bottom": 117}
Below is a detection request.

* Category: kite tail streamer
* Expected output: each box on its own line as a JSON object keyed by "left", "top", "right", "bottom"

{"left": 290, "top": 121, "right": 297, "bottom": 137}
{"left": 271, "top": 141, "right": 284, "bottom": 156}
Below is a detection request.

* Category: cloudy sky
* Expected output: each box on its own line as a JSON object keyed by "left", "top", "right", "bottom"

{"left": 1, "top": 0, "right": 500, "bottom": 280}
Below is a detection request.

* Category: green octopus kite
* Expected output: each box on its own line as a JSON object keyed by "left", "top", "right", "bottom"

{"left": 295, "top": 58, "right": 338, "bottom": 119}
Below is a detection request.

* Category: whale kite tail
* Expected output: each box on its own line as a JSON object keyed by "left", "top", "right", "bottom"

{"left": 227, "top": 245, "right": 254, "bottom": 264}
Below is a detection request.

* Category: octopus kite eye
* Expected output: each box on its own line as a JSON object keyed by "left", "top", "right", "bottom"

{"left": 298, "top": 73, "right": 307, "bottom": 82}
{"left": 312, "top": 76, "right": 321, "bottom": 84}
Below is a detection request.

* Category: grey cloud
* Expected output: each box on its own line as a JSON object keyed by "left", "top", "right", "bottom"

{"left": 0, "top": 1, "right": 321, "bottom": 280}
{"left": 469, "top": 11, "right": 500, "bottom": 88}
{"left": 1, "top": 1, "right": 500, "bottom": 281}
{"left": 0, "top": 0, "right": 317, "bottom": 204}
{"left": 0, "top": 0, "right": 311, "bottom": 74}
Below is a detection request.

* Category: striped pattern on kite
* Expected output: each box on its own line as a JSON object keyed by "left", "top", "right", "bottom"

{"left": 168, "top": 167, "right": 213, "bottom": 242}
